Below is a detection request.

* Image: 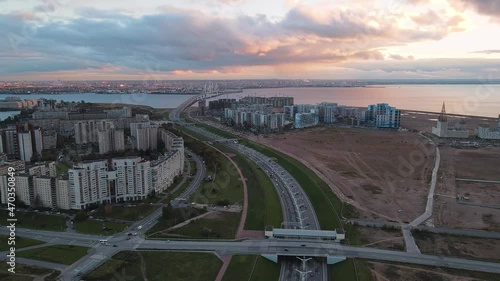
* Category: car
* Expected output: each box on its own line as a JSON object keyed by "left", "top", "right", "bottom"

{"left": 310, "top": 273, "right": 314, "bottom": 277}
{"left": 284, "top": 248, "right": 289, "bottom": 252}
{"left": 113, "top": 245, "right": 117, "bottom": 247}
{"left": 301, "top": 244, "right": 306, "bottom": 247}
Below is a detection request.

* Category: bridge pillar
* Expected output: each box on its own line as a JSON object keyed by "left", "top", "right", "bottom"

{"left": 261, "top": 254, "right": 279, "bottom": 263}
{"left": 326, "top": 256, "right": 346, "bottom": 265}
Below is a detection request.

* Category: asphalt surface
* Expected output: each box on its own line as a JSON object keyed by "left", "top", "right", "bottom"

{"left": 185, "top": 125, "right": 328, "bottom": 281}
{"left": 171, "top": 96, "right": 328, "bottom": 280}
{"left": 177, "top": 149, "right": 206, "bottom": 200}
{"left": 3, "top": 228, "right": 500, "bottom": 279}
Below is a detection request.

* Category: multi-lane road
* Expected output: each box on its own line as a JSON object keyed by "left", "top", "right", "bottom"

{"left": 186, "top": 125, "right": 328, "bottom": 281}
{"left": 4, "top": 228, "right": 500, "bottom": 276}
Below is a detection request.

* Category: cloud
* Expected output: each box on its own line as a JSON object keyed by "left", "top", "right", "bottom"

{"left": 343, "top": 58, "right": 500, "bottom": 74}
{"left": 450, "top": 0, "right": 500, "bottom": 19}
{"left": 0, "top": 3, "right": 475, "bottom": 78}
{"left": 470, "top": 49, "right": 500, "bottom": 54}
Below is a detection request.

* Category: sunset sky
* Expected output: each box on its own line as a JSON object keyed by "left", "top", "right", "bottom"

{"left": 1, "top": 0, "right": 500, "bottom": 80}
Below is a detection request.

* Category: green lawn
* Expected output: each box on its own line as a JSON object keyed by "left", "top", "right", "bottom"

{"left": 166, "top": 212, "right": 240, "bottom": 239}
{"left": 0, "top": 235, "right": 44, "bottom": 251}
{"left": 74, "top": 219, "right": 128, "bottom": 235}
{"left": 17, "top": 245, "right": 89, "bottom": 265}
{"left": 222, "top": 255, "right": 280, "bottom": 281}
{"left": 85, "top": 251, "right": 222, "bottom": 281}
{"left": 0, "top": 210, "right": 66, "bottom": 231}
{"left": 181, "top": 124, "right": 282, "bottom": 230}
{"left": 94, "top": 204, "right": 158, "bottom": 221}
{"left": 190, "top": 147, "right": 243, "bottom": 205}
{"left": 219, "top": 148, "right": 282, "bottom": 230}
{"left": 0, "top": 262, "right": 59, "bottom": 281}
{"left": 146, "top": 206, "right": 206, "bottom": 238}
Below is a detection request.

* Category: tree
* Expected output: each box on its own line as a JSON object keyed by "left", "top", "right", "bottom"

{"left": 74, "top": 210, "right": 88, "bottom": 222}
{"left": 162, "top": 204, "right": 174, "bottom": 219}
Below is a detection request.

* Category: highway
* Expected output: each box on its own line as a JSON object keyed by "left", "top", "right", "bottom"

{"left": 172, "top": 97, "right": 327, "bottom": 280}
{"left": 185, "top": 125, "right": 328, "bottom": 281}
{"left": 177, "top": 149, "right": 206, "bottom": 200}
{"left": 5, "top": 227, "right": 500, "bottom": 276}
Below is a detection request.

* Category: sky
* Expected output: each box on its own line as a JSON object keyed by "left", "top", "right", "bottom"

{"left": 1, "top": 0, "right": 500, "bottom": 80}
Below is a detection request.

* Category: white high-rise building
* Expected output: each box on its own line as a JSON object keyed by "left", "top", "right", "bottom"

{"left": 151, "top": 151, "right": 183, "bottom": 193}
{"left": 130, "top": 122, "right": 158, "bottom": 151}
{"left": 0, "top": 175, "right": 32, "bottom": 206}
{"left": 56, "top": 179, "right": 71, "bottom": 210}
{"left": 68, "top": 160, "right": 109, "bottom": 209}
{"left": 98, "top": 129, "right": 125, "bottom": 154}
{"left": 33, "top": 128, "right": 43, "bottom": 155}
{"left": 4, "top": 129, "right": 18, "bottom": 159}
{"left": 33, "top": 177, "right": 55, "bottom": 208}
{"left": 28, "top": 162, "right": 56, "bottom": 177}
{"left": 18, "top": 132, "right": 33, "bottom": 162}
{"left": 112, "top": 157, "right": 152, "bottom": 201}
{"left": 74, "top": 120, "right": 114, "bottom": 144}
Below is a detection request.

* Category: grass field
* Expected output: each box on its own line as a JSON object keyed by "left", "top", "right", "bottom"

{"left": 0, "top": 210, "right": 66, "bottom": 231}
{"left": 85, "top": 251, "right": 222, "bottom": 281}
{"left": 166, "top": 212, "right": 240, "bottom": 239}
{"left": 225, "top": 149, "right": 282, "bottom": 230}
{"left": 0, "top": 262, "right": 59, "bottom": 281}
{"left": 222, "top": 255, "right": 280, "bottom": 281}
{"left": 74, "top": 219, "right": 128, "bottom": 235}
{"left": 94, "top": 204, "right": 158, "bottom": 221}
{"left": 0, "top": 235, "right": 45, "bottom": 251}
{"left": 180, "top": 124, "right": 282, "bottom": 231}
{"left": 17, "top": 245, "right": 89, "bottom": 265}
{"left": 190, "top": 146, "right": 243, "bottom": 206}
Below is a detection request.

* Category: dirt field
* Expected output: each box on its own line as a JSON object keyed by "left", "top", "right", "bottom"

{"left": 413, "top": 231, "right": 500, "bottom": 262}
{"left": 401, "top": 111, "right": 498, "bottom": 133}
{"left": 258, "top": 127, "right": 435, "bottom": 222}
{"left": 368, "top": 262, "right": 500, "bottom": 281}
{"left": 433, "top": 147, "right": 500, "bottom": 230}
{"left": 350, "top": 226, "right": 405, "bottom": 251}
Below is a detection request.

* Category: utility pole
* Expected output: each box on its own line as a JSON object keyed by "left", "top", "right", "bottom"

{"left": 295, "top": 256, "right": 312, "bottom": 281}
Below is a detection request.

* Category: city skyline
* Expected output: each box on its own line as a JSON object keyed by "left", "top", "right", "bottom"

{"left": 1, "top": 0, "right": 500, "bottom": 80}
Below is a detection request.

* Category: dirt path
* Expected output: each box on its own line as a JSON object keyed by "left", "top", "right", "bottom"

{"left": 204, "top": 143, "right": 249, "bottom": 239}
{"left": 214, "top": 255, "right": 232, "bottom": 281}
{"left": 138, "top": 252, "right": 148, "bottom": 281}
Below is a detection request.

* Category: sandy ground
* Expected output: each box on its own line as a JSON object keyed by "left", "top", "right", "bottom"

{"left": 367, "top": 261, "right": 497, "bottom": 281}
{"left": 352, "top": 226, "right": 405, "bottom": 251}
{"left": 258, "top": 127, "right": 435, "bottom": 222}
{"left": 401, "top": 111, "right": 498, "bottom": 133}
{"left": 433, "top": 147, "right": 500, "bottom": 230}
{"left": 413, "top": 231, "right": 500, "bottom": 262}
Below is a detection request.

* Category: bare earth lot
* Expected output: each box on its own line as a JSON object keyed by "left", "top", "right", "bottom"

{"left": 258, "top": 127, "right": 435, "bottom": 222}
{"left": 368, "top": 262, "right": 500, "bottom": 281}
{"left": 413, "top": 231, "right": 500, "bottom": 262}
{"left": 401, "top": 111, "right": 498, "bottom": 133}
{"left": 350, "top": 226, "right": 405, "bottom": 251}
{"left": 433, "top": 147, "right": 500, "bottom": 230}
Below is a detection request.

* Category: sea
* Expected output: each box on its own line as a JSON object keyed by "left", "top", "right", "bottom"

{"left": 1, "top": 84, "right": 499, "bottom": 119}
